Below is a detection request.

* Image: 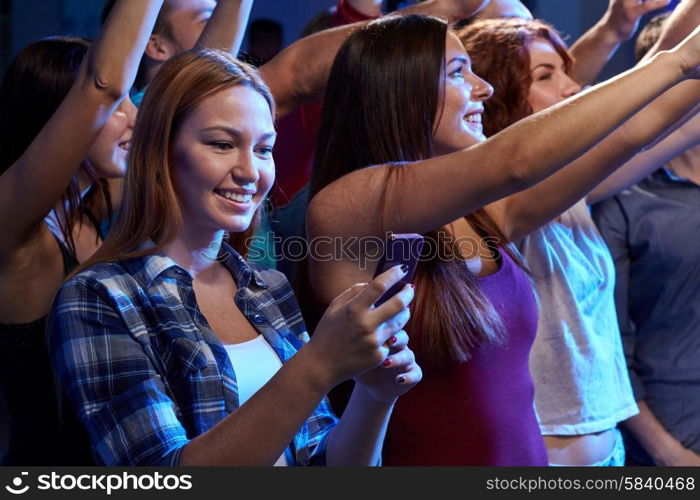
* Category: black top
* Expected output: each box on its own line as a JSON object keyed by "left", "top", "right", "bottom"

{"left": 0, "top": 232, "right": 92, "bottom": 465}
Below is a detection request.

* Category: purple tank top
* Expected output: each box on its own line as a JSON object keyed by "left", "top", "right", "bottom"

{"left": 386, "top": 248, "right": 547, "bottom": 465}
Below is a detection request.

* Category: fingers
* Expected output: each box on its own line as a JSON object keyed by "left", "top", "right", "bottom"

{"left": 370, "top": 282, "right": 414, "bottom": 324}
{"left": 381, "top": 344, "right": 414, "bottom": 370}
{"left": 328, "top": 282, "right": 369, "bottom": 310}
{"left": 641, "top": 0, "right": 671, "bottom": 15}
{"left": 351, "top": 264, "right": 409, "bottom": 309}
{"left": 395, "top": 363, "right": 423, "bottom": 387}
{"left": 384, "top": 329, "right": 408, "bottom": 350}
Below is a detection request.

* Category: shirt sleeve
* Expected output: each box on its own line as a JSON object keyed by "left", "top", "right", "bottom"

{"left": 48, "top": 276, "right": 190, "bottom": 466}
{"left": 592, "top": 198, "right": 647, "bottom": 401}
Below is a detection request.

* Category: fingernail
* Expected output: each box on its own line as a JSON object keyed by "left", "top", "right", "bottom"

{"left": 397, "top": 376, "right": 406, "bottom": 384}
{"left": 400, "top": 264, "right": 409, "bottom": 273}
{"left": 382, "top": 358, "right": 392, "bottom": 367}
{"left": 389, "top": 336, "right": 397, "bottom": 345}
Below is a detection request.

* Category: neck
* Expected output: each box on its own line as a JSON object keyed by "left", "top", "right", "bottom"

{"left": 160, "top": 229, "right": 228, "bottom": 279}
{"left": 667, "top": 144, "right": 700, "bottom": 186}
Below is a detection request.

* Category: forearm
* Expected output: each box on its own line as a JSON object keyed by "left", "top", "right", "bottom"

{"left": 0, "top": 0, "right": 162, "bottom": 247}
{"left": 179, "top": 348, "right": 334, "bottom": 466}
{"left": 589, "top": 104, "right": 700, "bottom": 203}
{"left": 349, "top": 0, "right": 382, "bottom": 17}
{"left": 87, "top": 0, "right": 164, "bottom": 99}
{"left": 570, "top": 19, "right": 625, "bottom": 86}
{"left": 261, "top": 22, "right": 362, "bottom": 118}
{"left": 624, "top": 401, "right": 689, "bottom": 465}
{"left": 645, "top": 0, "right": 700, "bottom": 59}
{"left": 326, "top": 383, "right": 394, "bottom": 466}
{"left": 497, "top": 80, "right": 700, "bottom": 238}
{"left": 195, "top": 0, "right": 254, "bottom": 56}
{"left": 400, "top": 0, "right": 490, "bottom": 20}
{"left": 261, "top": 0, "right": 490, "bottom": 119}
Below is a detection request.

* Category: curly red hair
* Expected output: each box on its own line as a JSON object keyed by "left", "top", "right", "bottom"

{"left": 457, "top": 18, "right": 574, "bottom": 136}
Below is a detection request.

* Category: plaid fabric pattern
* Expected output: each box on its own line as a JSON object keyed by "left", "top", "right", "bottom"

{"left": 48, "top": 242, "right": 337, "bottom": 466}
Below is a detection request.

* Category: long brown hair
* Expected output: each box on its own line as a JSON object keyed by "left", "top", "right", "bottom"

{"left": 310, "top": 15, "right": 518, "bottom": 364}
{"left": 457, "top": 17, "right": 574, "bottom": 136}
{"left": 80, "top": 49, "right": 274, "bottom": 271}
{"left": 0, "top": 37, "right": 113, "bottom": 256}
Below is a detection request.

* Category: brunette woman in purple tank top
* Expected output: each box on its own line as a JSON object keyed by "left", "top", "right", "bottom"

{"left": 301, "top": 15, "right": 700, "bottom": 464}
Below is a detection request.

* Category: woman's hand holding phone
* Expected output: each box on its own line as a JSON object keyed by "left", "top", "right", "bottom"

{"left": 306, "top": 265, "right": 420, "bottom": 393}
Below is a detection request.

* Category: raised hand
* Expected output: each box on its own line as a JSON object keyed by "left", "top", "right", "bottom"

{"left": 669, "top": 23, "right": 700, "bottom": 79}
{"left": 603, "top": 0, "right": 672, "bottom": 41}
{"left": 306, "top": 265, "right": 416, "bottom": 389}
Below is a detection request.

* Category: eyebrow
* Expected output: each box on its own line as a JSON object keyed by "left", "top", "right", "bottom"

{"left": 200, "top": 126, "right": 277, "bottom": 141}
{"left": 532, "top": 63, "right": 556, "bottom": 71}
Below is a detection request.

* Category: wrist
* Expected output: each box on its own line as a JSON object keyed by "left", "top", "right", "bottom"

{"left": 597, "top": 15, "right": 628, "bottom": 46}
{"left": 352, "top": 380, "right": 398, "bottom": 408}
{"left": 294, "top": 344, "right": 339, "bottom": 395}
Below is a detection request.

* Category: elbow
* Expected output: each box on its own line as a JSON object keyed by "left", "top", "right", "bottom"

{"left": 90, "top": 73, "right": 131, "bottom": 103}
{"left": 503, "top": 148, "right": 536, "bottom": 193}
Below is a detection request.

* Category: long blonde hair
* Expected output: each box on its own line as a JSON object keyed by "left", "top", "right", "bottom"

{"left": 80, "top": 49, "right": 275, "bottom": 271}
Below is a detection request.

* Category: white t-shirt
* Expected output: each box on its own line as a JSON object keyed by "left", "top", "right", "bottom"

{"left": 513, "top": 200, "right": 638, "bottom": 435}
{"left": 224, "top": 336, "right": 289, "bottom": 466}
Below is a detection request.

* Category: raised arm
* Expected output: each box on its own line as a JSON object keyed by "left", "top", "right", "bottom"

{"left": 485, "top": 80, "right": 700, "bottom": 241}
{"left": 194, "top": 0, "right": 254, "bottom": 56}
{"left": 570, "top": 0, "right": 670, "bottom": 85}
{"left": 261, "top": 0, "right": 490, "bottom": 118}
{"left": 309, "top": 29, "right": 700, "bottom": 239}
{"left": 0, "top": 0, "right": 163, "bottom": 252}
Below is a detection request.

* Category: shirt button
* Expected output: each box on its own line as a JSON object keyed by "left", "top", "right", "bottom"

{"left": 252, "top": 314, "right": 265, "bottom": 324}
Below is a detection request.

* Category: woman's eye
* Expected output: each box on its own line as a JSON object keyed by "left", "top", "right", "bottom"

{"left": 449, "top": 67, "right": 465, "bottom": 80}
{"left": 256, "top": 146, "right": 274, "bottom": 158}
{"left": 538, "top": 73, "right": 553, "bottom": 81}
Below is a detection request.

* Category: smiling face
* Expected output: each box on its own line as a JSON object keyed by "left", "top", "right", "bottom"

{"left": 85, "top": 96, "right": 137, "bottom": 178}
{"left": 432, "top": 33, "right": 494, "bottom": 156}
{"left": 527, "top": 37, "right": 581, "bottom": 113}
{"left": 171, "top": 85, "right": 276, "bottom": 236}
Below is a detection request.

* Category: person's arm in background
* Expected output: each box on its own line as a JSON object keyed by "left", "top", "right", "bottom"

{"left": 0, "top": 0, "right": 163, "bottom": 254}
{"left": 262, "top": 0, "right": 490, "bottom": 118}
{"left": 586, "top": 105, "right": 700, "bottom": 203}
{"left": 592, "top": 199, "right": 700, "bottom": 466}
{"left": 348, "top": 0, "right": 383, "bottom": 17}
{"left": 194, "top": 0, "right": 254, "bottom": 55}
{"left": 570, "top": 0, "right": 671, "bottom": 86}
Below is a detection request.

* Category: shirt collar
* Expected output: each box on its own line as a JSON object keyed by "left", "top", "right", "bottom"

{"left": 138, "top": 240, "right": 269, "bottom": 289}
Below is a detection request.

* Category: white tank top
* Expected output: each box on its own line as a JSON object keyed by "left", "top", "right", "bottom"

{"left": 223, "top": 336, "right": 289, "bottom": 466}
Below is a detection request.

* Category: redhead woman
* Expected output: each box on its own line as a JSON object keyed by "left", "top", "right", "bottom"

{"left": 457, "top": 15, "right": 700, "bottom": 466}
{"left": 0, "top": 0, "right": 164, "bottom": 464}
{"left": 48, "top": 50, "right": 421, "bottom": 466}
{"left": 305, "top": 14, "right": 700, "bottom": 465}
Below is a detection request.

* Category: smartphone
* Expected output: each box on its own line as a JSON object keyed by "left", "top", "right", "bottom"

{"left": 372, "top": 233, "right": 424, "bottom": 307}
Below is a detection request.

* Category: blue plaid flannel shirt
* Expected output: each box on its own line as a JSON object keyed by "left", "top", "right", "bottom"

{"left": 48, "top": 242, "right": 338, "bottom": 466}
